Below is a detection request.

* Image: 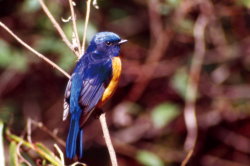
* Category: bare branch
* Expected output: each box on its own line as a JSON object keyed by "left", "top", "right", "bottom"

{"left": 100, "top": 113, "right": 118, "bottom": 166}
{"left": 0, "top": 22, "right": 70, "bottom": 79}
{"left": 183, "top": 14, "right": 208, "bottom": 152}
{"left": 30, "top": 120, "right": 66, "bottom": 147}
{"left": 69, "top": 0, "right": 81, "bottom": 57}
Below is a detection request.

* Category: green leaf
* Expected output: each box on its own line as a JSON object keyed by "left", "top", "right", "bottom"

{"left": 0, "top": 40, "right": 13, "bottom": 68}
{"left": 20, "top": 152, "right": 36, "bottom": 166}
{"left": 35, "top": 37, "right": 75, "bottom": 71}
{"left": 170, "top": 67, "right": 188, "bottom": 98}
{"left": 0, "top": 121, "right": 5, "bottom": 166}
{"left": 237, "top": 0, "right": 250, "bottom": 8}
{"left": 166, "top": 0, "right": 182, "bottom": 7}
{"left": 22, "top": 0, "right": 40, "bottom": 12}
{"left": 176, "top": 19, "right": 194, "bottom": 35}
{"left": 0, "top": 40, "right": 28, "bottom": 72}
{"left": 11, "top": 52, "right": 28, "bottom": 72}
{"left": 151, "top": 102, "right": 180, "bottom": 128}
{"left": 9, "top": 142, "right": 18, "bottom": 166}
{"left": 136, "top": 150, "right": 164, "bottom": 166}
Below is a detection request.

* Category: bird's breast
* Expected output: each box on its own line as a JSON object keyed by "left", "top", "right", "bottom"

{"left": 99, "top": 57, "right": 122, "bottom": 106}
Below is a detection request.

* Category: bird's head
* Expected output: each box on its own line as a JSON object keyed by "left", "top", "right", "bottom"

{"left": 86, "top": 32, "right": 127, "bottom": 58}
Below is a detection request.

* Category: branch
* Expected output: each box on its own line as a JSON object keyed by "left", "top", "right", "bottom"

{"left": 182, "top": 14, "right": 208, "bottom": 165}
{"left": 29, "top": 119, "right": 66, "bottom": 147}
{"left": 68, "top": 0, "right": 81, "bottom": 57}
{"left": 81, "top": 0, "right": 92, "bottom": 55}
{"left": 0, "top": 22, "right": 70, "bottom": 79}
{"left": 38, "top": 0, "right": 77, "bottom": 55}
{"left": 99, "top": 113, "right": 118, "bottom": 166}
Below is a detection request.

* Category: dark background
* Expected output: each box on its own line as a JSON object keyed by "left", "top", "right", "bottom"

{"left": 0, "top": 0, "right": 250, "bottom": 165}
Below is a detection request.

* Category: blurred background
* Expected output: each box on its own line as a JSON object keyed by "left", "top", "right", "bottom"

{"left": 0, "top": 0, "right": 250, "bottom": 165}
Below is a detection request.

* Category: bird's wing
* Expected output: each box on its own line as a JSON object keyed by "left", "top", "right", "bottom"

{"left": 63, "top": 74, "right": 75, "bottom": 121}
{"left": 79, "top": 60, "right": 112, "bottom": 126}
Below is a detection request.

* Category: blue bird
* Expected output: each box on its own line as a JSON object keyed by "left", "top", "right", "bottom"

{"left": 63, "top": 32, "right": 127, "bottom": 159}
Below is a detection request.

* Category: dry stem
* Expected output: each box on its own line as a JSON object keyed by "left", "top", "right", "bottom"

{"left": 69, "top": 0, "right": 81, "bottom": 57}
{"left": 29, "top": 119, "right": 66, "bottom": 147}
{"left": 100, "top": 113, "right": 118, "bottom": 166}
{"left": 0, "top": 22, "right": 70, "bottom": 79}
{"left": 182, "top": 14, "right": 208, "bottom": 166}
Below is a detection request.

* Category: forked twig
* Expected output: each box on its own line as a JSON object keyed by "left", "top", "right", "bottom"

{"left": 81, "top": 0, "right": 92, "bottom": 55}
{"left": 29, "top": 119, "right": 66, "bottom": 147}
{"left": 69, "top": 0, "right": 81, "bottom": 57}
{"left": 54, "top": 144, "right": 65, "bottom": 165}
{"left": 38, "top": 0, "right": 76, "bottom": 55}
{"left": 100, "top": 113, "right": 118, "bottom": 166}
{"left": 0, "top": 22, "right": 70, "bottom": 79}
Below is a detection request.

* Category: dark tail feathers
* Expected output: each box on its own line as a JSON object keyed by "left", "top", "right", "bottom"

{"left": 66, "top": 117, "right": 84, "bottom": 159}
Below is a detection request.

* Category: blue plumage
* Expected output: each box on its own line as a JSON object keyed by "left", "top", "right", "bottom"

{"left": 63, "top": 32, "right": 127, "bottom": 159}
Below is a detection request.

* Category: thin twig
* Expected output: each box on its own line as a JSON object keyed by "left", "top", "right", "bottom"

{"left": 181, "top": 149, "right": 194, "bottom": 166}
{"left": 69, "top": 0, "right": 81, "bottom": 57}
{"left": 71, "top": 162, "right": 86, "bottom": 166}
{"left": 16, "top": 141, "right": 33, "bottom": 166}
{"left": 183, "top": 13, "right": 208, "bottom": 153}
{"left": 38, "top": 0, "right": 76, "bottom": 55}
{"left": 100, "top": 113, "right": 118, "bottom": 166}
{"left": 0, "top": 22, "right": 70, "bottom": 79}
{"left": 54, "top": 144, "right": 65, "bottom": 165}
{"left": 27, "top": 119, "right": 32, "bottom": 143}
{"left": 30, "top": 120, "right": 66, "bottom": 147}
{"left": 81, "top": 0, "right": 92, "bottom": 55}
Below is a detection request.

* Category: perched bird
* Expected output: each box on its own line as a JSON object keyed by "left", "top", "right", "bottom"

{"left": 63, "top": 32, "right": 127, "bottom": 159}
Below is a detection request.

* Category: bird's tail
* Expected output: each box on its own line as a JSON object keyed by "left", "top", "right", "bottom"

{"left": 66, "top": 116, "right": 84, "bottom": 159}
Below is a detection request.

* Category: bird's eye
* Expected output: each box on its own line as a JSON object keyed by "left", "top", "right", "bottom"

{"left": 106, "top": 41, "right": 112, "bottom": 46}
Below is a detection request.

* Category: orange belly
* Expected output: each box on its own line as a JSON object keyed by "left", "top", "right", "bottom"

{"left": 99, "top": 57, "right": 122, "bottom": 106}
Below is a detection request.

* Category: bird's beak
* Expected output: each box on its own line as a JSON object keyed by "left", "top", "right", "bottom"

{"left": 118, "top": 39, "right": 128, "bottom": 45}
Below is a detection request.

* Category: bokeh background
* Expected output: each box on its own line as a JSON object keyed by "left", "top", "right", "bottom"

{"left": 0, "top": 0, "right": 250, "bottom": 166}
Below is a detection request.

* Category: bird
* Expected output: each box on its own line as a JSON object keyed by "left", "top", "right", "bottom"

{"left": 63, "top": 32, "right": 127, "bottom": 159}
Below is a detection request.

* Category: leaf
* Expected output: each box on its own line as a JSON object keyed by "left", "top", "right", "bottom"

{"left": 237, "top": 0, "right": 250, "bottom": 8}
{"left": 22, "top": 0, "right": 40, "bottom": 12}
{"left": 170, "top": 67, "right": 188, "bottom": 98}
{"left": 35, "top": 37, "right": 75, "bottom": 71}
{"left": 11, "top": 51, "right": 28, "bottom": 72}
{"left": 35, "top": 143, "right": 62, "bottom": 166}
{"left": 6, "top": 130, "right": 62, "bottom": 166}
{"left": 176, "top": 19, "right": 194, "bottom": 35}
{"left": 9, "top": 142, "right": 18, "bottom": 166}
{"left": 0, "top": 40, "right": 13, "bottom": 68}
{"left": 0, "top": 40, "right": 28, "bottom": 72}
{"left": 0, "top": 121, "right": 5, "bottom": 166}
{"left": 166, "top": 0, "right": 182, "bottom": 7}
{"left": 20, "top": 152, "right": 36, "bottom": 166}
{"left": 136, "top": 150, "right": 164, "bottom": 166}
{"left": 151, "top": 102, "right": 180, "bottom": 128}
